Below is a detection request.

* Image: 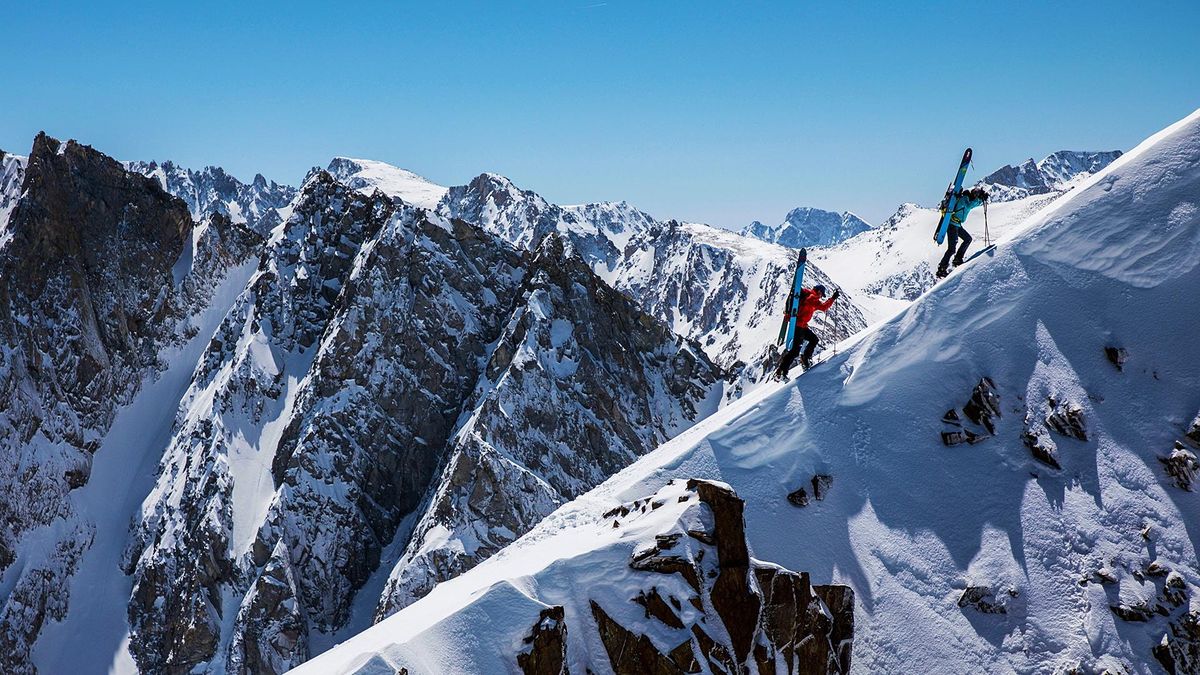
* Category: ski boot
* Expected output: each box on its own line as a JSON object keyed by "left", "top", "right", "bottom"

{"left": 936, "top": 265, "right": 949, "bottom": 279}
{"left": 800, "top": 356, "right": 813, "bottom": 371}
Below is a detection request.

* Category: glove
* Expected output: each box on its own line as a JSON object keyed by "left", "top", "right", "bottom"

{"left": 831, "top": 289, "right": 841, "bottom": 302}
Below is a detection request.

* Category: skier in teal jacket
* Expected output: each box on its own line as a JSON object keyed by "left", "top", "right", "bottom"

{"left": 937, "top": 187, "right": 989, "bottom": 278}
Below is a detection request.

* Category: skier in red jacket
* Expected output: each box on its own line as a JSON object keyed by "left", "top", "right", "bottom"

{"left": 772, "top": 284, "right": 840, "bottom": 380}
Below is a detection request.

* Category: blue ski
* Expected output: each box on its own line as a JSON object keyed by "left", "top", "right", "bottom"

{"left": 776, "top": 248, "right": 808, "bottom": 351}
{"left": 934, "top": 148, "right": 973, "bottom": 244}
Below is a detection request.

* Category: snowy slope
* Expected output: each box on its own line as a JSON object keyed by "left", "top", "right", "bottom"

{"left": 798, "top": 150, "right": 1122, "bottom": 324}
{"left": 809, "top": 193, "right": 1058, "bottom": 322}
{"left": 326, "top": 157, "right": 448, "bottom": 209}
{"left": 300, "top": 109, "right": 1200, "bottom": 674}
{"left": 615, "top": 220, "right": 867, "bottom": 387}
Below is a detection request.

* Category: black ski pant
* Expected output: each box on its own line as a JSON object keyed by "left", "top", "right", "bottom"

{"left": 776, "top": 326, "right": 818, "bottom": 377}
{"left": 940, "top": 224, "right": 972, "bottom": 269}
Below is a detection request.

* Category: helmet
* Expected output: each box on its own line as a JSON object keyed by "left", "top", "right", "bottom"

{"left": 813, "top": 284, "right": 827, "bottom": 295}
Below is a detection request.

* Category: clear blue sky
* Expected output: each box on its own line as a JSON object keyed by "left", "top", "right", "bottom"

{"left": 4, "top": 1, "right": 1197, "bottom": 227}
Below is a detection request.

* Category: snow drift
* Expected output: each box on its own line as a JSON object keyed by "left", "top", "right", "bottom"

{"left": 300, "top": 110, "right": 1200, "bottom": 674}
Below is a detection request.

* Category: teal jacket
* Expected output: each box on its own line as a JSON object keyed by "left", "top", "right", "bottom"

{"left": 950, "top": 193, "right": 985, "bottom": 225}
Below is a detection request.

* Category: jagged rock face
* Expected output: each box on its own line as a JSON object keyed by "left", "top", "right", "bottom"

{"left": 0, "top": 134, "right": 255, "bottom": 672}
{"left": 258, "top": 209, "right": 529, "bottom": 636}
{"left": 228, "top": 540, "right": 308, "bottom": 675}
{"left": 128, "top": 160, "right": 296, "bottom": 235}
{"left": 124, "top": 170, "right": 394, "bottom": 673}
{"left": 570, "top": 480, "right": 853, "bottom": 674}
{"left": 438, "top": 172, "right": 656, "bottom": 280}
{"left": 1156, "top": 610, "right": 1200, "bottom": 674}
{"left": 978, "top": 150, "right": 1123, "bottom": 202}
{"left": 117, "top": 158, "right": 730, "bottom": 670}
{"left": 742, "top": 207, "right": 872, "bottom": 249}
{"left": 863, "top": 262, "right": 937, "bottom": 302}
{"left": 376, "top": 236, "right": 725, "bottom": 617}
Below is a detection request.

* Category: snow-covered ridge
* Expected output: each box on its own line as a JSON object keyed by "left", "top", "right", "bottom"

{"left": 806, "top": 148, "right": 1123, "bottom": 321}
{"left": 326, "top": 156, "right": 448, "bottom": 209}
{"left": 300, "top": 108, "right": 1200, "bottom": 674}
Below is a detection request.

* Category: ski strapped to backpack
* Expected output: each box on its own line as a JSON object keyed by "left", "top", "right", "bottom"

{"left": 934, "top": 148, "right": 973, "bottom": 244}
{"left": 776, "top": 248, "right": 808, "bottom": 351}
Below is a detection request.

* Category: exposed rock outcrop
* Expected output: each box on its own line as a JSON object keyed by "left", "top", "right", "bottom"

{"left": 584, "top": 479, "right": 853, "bottom": 674}
{"left": 941, "top": 379, "right": 1000, "bottom": 446}
{"left": 0, "top": 133, "right": 215, "bottom": 672}
{"left": 958, "top": 585, "right": 1016, "bottom": 615}
{"left": 1155, "top": 611, "right": 1200, "bottom": 675}
{"left": 1104, "top": 345, "right": 1128, "bottom": 371}
{"left": 518, "top": 606, "right": 568, "bottom": 675}
{"left": 1161, "top": 442, "right": 1199, "bottom": 491}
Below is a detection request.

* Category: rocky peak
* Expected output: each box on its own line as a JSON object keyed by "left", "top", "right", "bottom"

{"left": 324, "top": 156, "right": 448, "bottom": 209}
{"left": 375, "top": 230, "right": 728, "bottom": 618}
{"left": 978, "top": 149, "right": 1123, "bottom": 202}
{"left": 128, "top": 157, "right": 296, "bottom": 235}
{"left": 741, "top": 206, "right": 872, "bottom": 249}
{"left": 0, "top": 132, "right": 208, "bottom": 671}
{"left": 439, "top": 172, "right": 556, "bottom": 250}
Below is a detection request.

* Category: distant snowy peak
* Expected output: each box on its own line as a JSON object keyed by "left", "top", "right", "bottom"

{"left": 325, "top": 157, "right": 448, "bottom": 209}
{"left": 978, "top": 149, "right": 1122, "bottom": 201}
{"left": 742, "top": 206, "right": 872, "bottom": 248}
{"left": 0, "top": 150, "right": 26, "bottom": 236}
{"left": 127, "top": 159, "right": 296, "bottom": 234}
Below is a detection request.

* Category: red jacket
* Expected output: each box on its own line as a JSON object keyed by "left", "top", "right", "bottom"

{"left": 794, "top": 288, "right": 834, "bottom": 328}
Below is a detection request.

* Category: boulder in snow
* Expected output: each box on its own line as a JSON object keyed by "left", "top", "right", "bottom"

{"left": 962, "top": 377, "right": 1001, "bottom": 435}
{"left": 1105, "top": 345, "right": 1129, "bottom": 371}
{"left": 1044, "top": 397, "right": 1088, "bottom": 441}
{"left": 957, "top": 585, "right": 1016, "bottom": 615}
{"left": 1161, "top": 441, "right": 1199, "bottom": 491}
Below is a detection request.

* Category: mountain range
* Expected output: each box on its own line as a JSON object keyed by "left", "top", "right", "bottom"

{"left": 300, "top": 110, "right": 1200, "bottom": 675}
{"left": 0, "top": 115, "right": 1185, "bottom": 675}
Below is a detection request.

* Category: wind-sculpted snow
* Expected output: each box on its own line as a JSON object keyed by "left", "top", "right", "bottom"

{"left": 303, "top": 108, "right": 1200, "bottom": 674}
{"left": 325, "top": 157, "right": 448, "bottom": 210}
{"left": 299, "top": 479, "right": 853, "bottom": 674}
